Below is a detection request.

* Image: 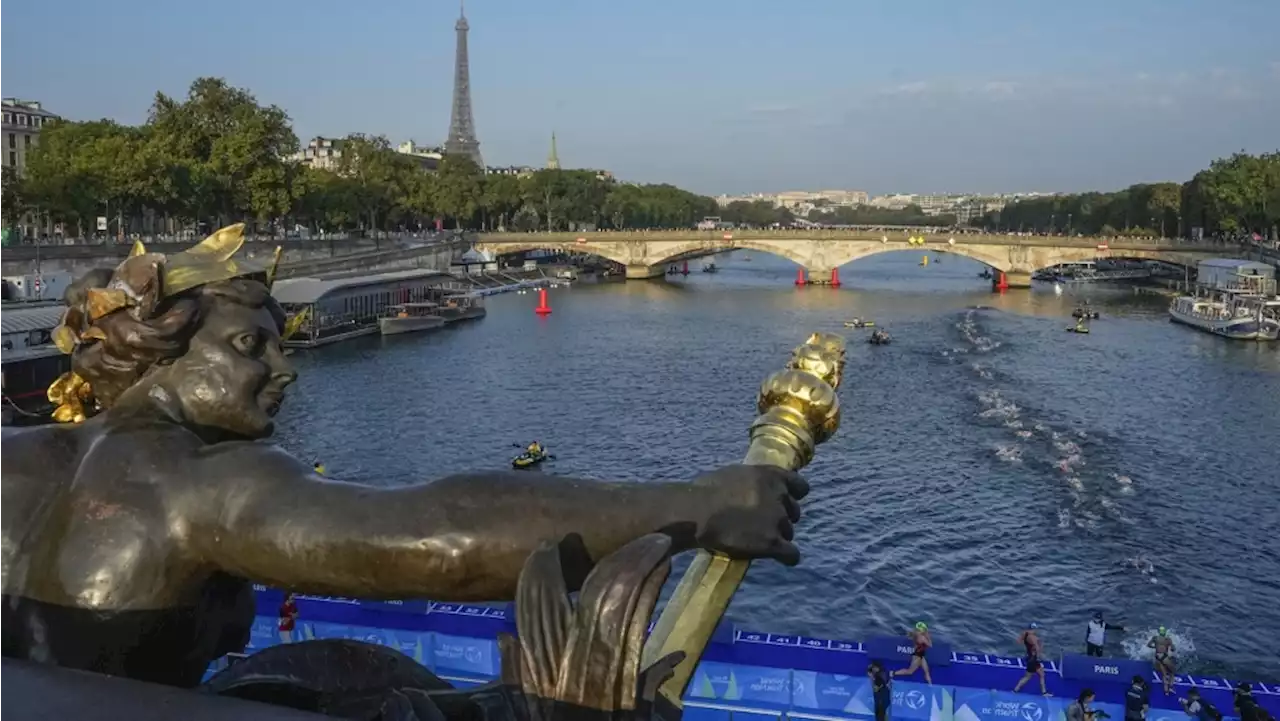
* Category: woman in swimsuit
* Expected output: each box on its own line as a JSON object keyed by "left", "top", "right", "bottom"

{"left": 1014, "top": 622, "right": 1051, "bottom": 695}
{"left": 1149, "top": 627, "right": 1176, "bottom": 694}
{"left": 892, "top": 621, "right": 933, "bottom": 684}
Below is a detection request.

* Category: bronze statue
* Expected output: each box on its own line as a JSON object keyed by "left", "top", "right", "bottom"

{"left": 0, "top": 225, "right": 808, "bottom": 694}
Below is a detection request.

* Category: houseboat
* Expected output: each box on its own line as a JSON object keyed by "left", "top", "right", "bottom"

{"left": 1169, "top": 290, "right": 1280, "bottom": 341}
{"left": 2, "top": 304, "right": 71, "bottom": 424}
{"left": 436, "top": 292, "right": 486, "bottom": 323}
{"left": 271, "top": 269, "right": 462, "bottom": 348}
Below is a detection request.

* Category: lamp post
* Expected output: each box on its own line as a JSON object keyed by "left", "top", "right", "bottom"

{"left": 1067, "top": 213, "right": 1073, "bottom": 237}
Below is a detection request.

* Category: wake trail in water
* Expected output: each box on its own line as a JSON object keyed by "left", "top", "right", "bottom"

{"left": 946, "top": 309, "right": 1142, "bottom": 535}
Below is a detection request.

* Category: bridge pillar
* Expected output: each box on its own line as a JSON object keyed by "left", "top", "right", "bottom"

{"left": 993, "top": 271, "right": 1032, "bottom": 290}
{"left": 625, "top": 264, "right": 663, "bottom": 280}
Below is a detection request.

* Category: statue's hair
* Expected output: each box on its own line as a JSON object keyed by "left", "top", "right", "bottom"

{"left": 67, "top": 272, "right": 285, "bottom": 409}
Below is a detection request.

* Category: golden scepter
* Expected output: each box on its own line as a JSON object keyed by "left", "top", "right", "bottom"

{"left": 641, "top": 332, "right": 846, "bottom": 709}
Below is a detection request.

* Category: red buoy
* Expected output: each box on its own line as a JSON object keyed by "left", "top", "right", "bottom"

{"left": 535, "top": 287, "right": 552, "bottom": 315}
{"left": 681, "top": 260, "right": 690, "bottom": 276}
{"left": 830, "top": 267, "right": 841, "bottom": 287}
{"left": 795, "top": 267, "right": 807, "bottom": 286}
{"left": 995, "top": 271, "right": 1009, "bottom": 292}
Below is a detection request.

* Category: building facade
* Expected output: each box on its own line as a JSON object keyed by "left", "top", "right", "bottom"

{"left": 290, "top": 136, "right": 346, "bottom": 171}
{"left": 2, "top": 99, "right": 59, "bottom": 175}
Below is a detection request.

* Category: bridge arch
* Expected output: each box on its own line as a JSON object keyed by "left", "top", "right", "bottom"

{"left": 646, "top": 240, "right": 815, "bottom": 269}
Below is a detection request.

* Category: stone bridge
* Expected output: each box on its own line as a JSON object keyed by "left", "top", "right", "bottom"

{"left": 476, "top": 230, "right": 1239, "bottom": 286}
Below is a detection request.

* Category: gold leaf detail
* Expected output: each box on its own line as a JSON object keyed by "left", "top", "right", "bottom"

{"left": 85, "top": 288, "right": 131, "bottom": 321}
{"left": 186, "top": 223, "right": 246, "bottom": 262}
{"left": 163, "top": 260, "right": 245, "bottom": 298}
{"left": 82, "top": 326, "right": 107, "bottom": 342}
{"left": 265, "top": 246, "right": 284, "bottom": 290}
{"left": 48, "top": 372, "right": 92, "bottom": 424}
{"left": 283, "top": 306, "right": 310, "bottom": 341}
{"left": 129, "top": 240, "right": 148, "bottom": 258}
{"left": 53, "top": 325, "right": 79, "bottom": 354}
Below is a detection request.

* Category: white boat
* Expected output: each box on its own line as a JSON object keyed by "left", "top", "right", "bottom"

{"left": 378, "top": 303, "right": 446, "bottom": 336}
{"left": 1168, "top": 291, "right": 1280, "bottom": 341}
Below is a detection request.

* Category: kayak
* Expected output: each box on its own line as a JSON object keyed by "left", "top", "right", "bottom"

{"left": 1065, "top": 326, "right": 1091, "bottom": 334}
{"left": 844, "top": 321, "right": 876, "bottom": 328}
{"left": 1072, "top": 310, "right": 1101, "bottom": 319}
{"left": 512, "top": 452, "right": 548, "bottom": 469}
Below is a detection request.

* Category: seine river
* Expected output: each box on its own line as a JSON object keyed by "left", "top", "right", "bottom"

{"left": 275, "top": 250, "right": 1280, "bottom": 681}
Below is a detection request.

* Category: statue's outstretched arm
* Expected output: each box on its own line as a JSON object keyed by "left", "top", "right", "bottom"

{"left": 177, "top": 444, "right": 721, "bottom": 601}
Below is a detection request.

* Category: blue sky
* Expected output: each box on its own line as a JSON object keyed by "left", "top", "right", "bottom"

{"left": 3, "top": 0, "right": 1277, "bottom": 195}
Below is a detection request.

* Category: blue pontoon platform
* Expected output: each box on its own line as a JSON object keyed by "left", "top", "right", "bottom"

{"left": 214, "top": 588, "right": 1279, "bottom": 721}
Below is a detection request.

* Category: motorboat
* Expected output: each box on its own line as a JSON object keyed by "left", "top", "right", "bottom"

{"left": 868, "top": 330, "right": 892, "bottom": 345}
{"left": 702, "top": 263, "right": 718, "bottom": 273}
{"left": 1072, "top": 308, "right": 1101, "bottom": 320}
{"left": 378, "top": 303, "right": 445, "bottom": 336}
{"left": 1169, "top": 290, "right": 1280, "bottom": 341}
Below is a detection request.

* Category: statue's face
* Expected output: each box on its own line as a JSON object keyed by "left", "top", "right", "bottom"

{"left": 160, "top": 301, "right": 295, "bottom": 439}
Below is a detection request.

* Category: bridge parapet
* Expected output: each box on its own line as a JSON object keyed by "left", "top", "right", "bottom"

{"left": 475, "top": 231, "right": 1241, "bottom": 282}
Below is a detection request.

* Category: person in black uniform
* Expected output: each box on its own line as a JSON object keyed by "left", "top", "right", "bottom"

{"left": 1234, "top": 683, "right": 1277, "bottom": 721}
{"left": 868, "top": 661, "right": 892, "bottom": 721}
{"left": 1125, "top": 675, "right": 1150, "bottom": 721}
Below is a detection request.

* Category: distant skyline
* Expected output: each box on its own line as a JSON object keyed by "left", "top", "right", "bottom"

{"left": 2, "top": 0, "right": 1277, "bottom": 196}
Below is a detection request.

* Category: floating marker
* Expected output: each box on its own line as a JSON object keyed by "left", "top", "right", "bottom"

{"left": 535, "top": 287, "right": 552, "bottom": 315}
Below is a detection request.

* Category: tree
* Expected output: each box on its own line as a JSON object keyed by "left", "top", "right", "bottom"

{"left": 482, "top": 173, "right": 524, "bottom": 230}
{"left": 433, "top": 155, "right": 485, "bottom": 228}
{"left": 1, "top": 166, "right": 30, "bottom": 229}
{"left": 146, "top": 77, "right": 299, "bottom": 230}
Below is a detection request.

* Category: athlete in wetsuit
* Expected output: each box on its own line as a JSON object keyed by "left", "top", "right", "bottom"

{"left": 1148, "top": 627, "right": 1176, "bottom": 694}
{"left": 1013, "top": 622, "right": 1050, "bottom": 695}
{"left": 892, "top": 622, "right": 933, "bottom": 685}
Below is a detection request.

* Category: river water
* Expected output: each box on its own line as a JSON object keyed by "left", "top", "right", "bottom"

{"left": 275, "top": 250, "right": 1280, "bottom": 681}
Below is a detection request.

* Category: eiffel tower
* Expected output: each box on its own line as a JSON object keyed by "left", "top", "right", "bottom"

{"left": 444, "top": 1, "right": 483, "bottom": 167}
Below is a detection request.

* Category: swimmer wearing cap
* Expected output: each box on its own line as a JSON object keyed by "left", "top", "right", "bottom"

{"left": 893, "top": 621, "right": 933, "bottom": 684}
{"left": 1148, "top": 627, "right": 1175, "bottom": 695}
{"left": 1014, "top": 622, "right": 1050, "bottom": 696}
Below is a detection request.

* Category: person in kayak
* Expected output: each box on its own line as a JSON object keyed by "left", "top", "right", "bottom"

{"left": 526, "top": 441, "right": 543, "bottom": 456}
{"left": 1013, "top": 622, "right": 1050, "bottom": 696}
{"left": 893, "top": 621, "right": 933, "bottom": 684}
{"left": 313, "top": 460, "right": 326, "bottom": 475}
{"left": 1086, "top": 611, "right": 1125, "bottom": 656}
{"left": 1148, "top": 627, "right": 1176, "bottom": 694}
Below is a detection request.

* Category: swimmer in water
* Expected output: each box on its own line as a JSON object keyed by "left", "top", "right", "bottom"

{"left": 1014, "top": 622, "right": 1050, "bottom": 696}
{"left": 893, "top": 621, "right": 933, "bottom": 685}
{"left": 1148, "top": 627, "right": 1176, "bottom": 694}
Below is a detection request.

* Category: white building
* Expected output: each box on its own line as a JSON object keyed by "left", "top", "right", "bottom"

{"left": 290, "top": 136, "right": 346, "bottom": 171}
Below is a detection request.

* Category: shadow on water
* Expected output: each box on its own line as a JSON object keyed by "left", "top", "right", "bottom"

{"left": 277, "top": 250, "right": 1280, "bottom": 679}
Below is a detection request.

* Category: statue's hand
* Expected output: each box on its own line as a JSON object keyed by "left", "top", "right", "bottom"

{"left": 692, "top": 464, "right": 809, "bottom": 566}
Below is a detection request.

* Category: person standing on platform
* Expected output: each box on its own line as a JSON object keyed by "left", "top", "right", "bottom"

{"left": 1068, "top": 689, "right": 1098, "bottom": 721}
{"left": 1234, "top": 683, "right": 1276, "bottom": 721}
{"left": 1014, "top": 622, "right": 1050, "bottom": 696}
{"left": 1125, "top": 675, "right": 1151, "bottom": 721}
{"left": 1086, "top": 611, "right": 1125, "bottom": 656}
{"left": 892, "top": 622, "right": 933, "bottom": 685}
{"left": 278, "top": 592, "right": 299, "bottom": 643}
{"left": 1181, "top": 689, "right": 1223, "bottom": 721}
{"left": 1148, "top": 627, "right": 1176, "bottom": 694}
{"left": 868, "top": 660, "right": 892, "bottom": 721}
